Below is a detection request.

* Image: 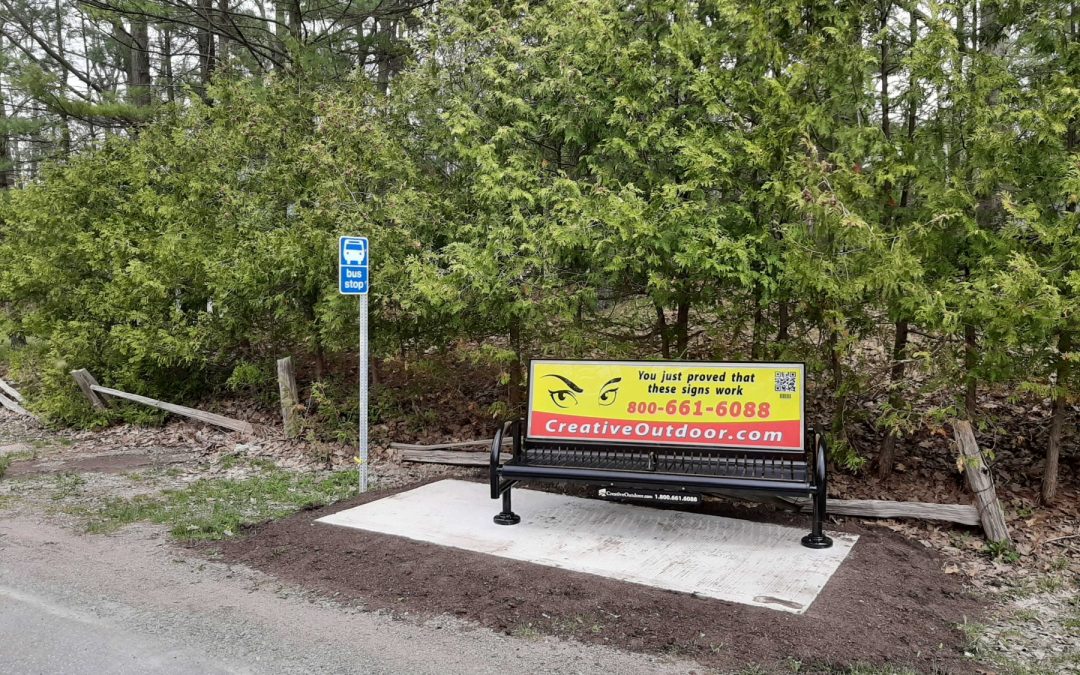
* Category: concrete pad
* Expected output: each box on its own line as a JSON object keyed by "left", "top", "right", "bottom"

{"left": 317, "top": 480, "right": 858, "bottom": 614}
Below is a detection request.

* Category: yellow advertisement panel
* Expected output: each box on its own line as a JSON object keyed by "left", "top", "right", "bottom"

{"left": 526, "top": 360, "right": 805, "bottom": 451}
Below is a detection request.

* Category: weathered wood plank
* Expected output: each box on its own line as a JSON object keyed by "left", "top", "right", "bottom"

{"left": 71, "top": 369, "right": 109, "bottom": 410}
{"left": 802, "top": 499, "right": 980, "bottom": 526}
{"left": 0, "top": 378, "right": 24, "bottom": 402}
{"left": 0, "top": 391, "right": 33, "bottom": 418}
{"left": 391, "top": 439, "right": 510, "bottom": 451}
{"left": 953, "top": 420, "right": 1011, "bottom": 544}
{"left": 91, "top": 385, "right": 253, "bottom": 434}
{"left": 713, "top": 490, "right": 980, "bottom": 525}
{"left": 401, "top": 449, "right": 510, "bottom": 466}
{"left": 277, "top": 356, "right": 300, "bottom": 439}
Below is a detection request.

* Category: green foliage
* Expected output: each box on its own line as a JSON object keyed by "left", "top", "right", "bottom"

{"left": 0, "top": 0, "right": 1078, "bottom": 497}
{"left": 0, "top": 75, "right": 442, "bottom": 420}
{"left": 986, "top": 541, "right": 1022, "bottom": 564}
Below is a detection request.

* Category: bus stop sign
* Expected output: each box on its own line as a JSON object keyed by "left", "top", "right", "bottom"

{"left": 339, "top": 236, "right": 369, "bottom": 295}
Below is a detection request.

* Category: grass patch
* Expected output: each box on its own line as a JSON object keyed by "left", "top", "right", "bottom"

{"left": 0, "top": 448, "right": 36, "bottom": 479}
{"left": 51, "top": 472, "right": 86, "bottom": 499}
{"left": 956, "top": 619, "right": 988, "bottom": 657}
{"left": 510, "top": 624, "right": 542, "bottom": 640}
{"left": 75, "top": 468, "right": 357, "bottom": 541}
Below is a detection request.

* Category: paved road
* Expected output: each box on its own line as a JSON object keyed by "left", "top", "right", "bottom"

{"left": 0, "top": 513, "right": 696, "bottom": 675}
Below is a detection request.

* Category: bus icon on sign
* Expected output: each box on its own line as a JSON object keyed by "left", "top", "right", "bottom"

{"left": 342, "top": 238, "right": 367, "bottom": 265}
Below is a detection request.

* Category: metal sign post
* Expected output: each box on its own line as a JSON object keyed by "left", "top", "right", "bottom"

{"left": 338, "top": 236, "right": 369, "bottom": 492}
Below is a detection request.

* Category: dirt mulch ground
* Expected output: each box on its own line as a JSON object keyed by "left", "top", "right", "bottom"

{"left": 206, "top": 479, "right": 985, "bottom": 673}
{"left": 4, "top": 451, "right": 193, "bottom": 477}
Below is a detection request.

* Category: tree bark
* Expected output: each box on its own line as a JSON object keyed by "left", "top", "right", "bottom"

{"left": 162, "top": 27, "right": 175, "bottom": 102}
{"left": 376, "top": 18, "right": 393, "bottom": 93}
{"left": 655, "top": 304, "right": 671, "bottom": 359}
{"left": 674, "top": 300, "right": 690, "bottom": 357}
{"left": 287, "top": 0, "right": 301, "bottom": 42}
{"left": 0, "top": 32, "right": 12, "bottom": 189}
{"left": 1042, "top": 331, "right": 1071, "bottom": 504}
{"left": 878, "top": 320, "right": 909, "bottom": 478}
{"left": 218, "top": 0, "right": 230, "bottom": 66}
{"left": 751, "top": 285, "right": 763, "bottom": 360}
{"left": 777, "top": 298, "right": 790, "bottom": 344}
{"left": 198, "top": 0, "right": 216, "bottom": 87}
{"left": 130, "top": 19, "right": 151, "bottom": 107}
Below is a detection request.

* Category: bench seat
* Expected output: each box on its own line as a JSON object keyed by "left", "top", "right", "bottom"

{"left": 511, "top": 441, "right": 810, "bottom": 484}
{"left": 490, "top": 421, "right": 833, "bottom": 549}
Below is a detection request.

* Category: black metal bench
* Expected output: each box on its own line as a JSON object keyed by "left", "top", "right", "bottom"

{"left": 488, "top": 359, "right": 832, "bottom": 549}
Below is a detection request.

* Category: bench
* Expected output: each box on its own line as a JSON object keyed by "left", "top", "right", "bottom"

{"left": 489, "top": 359, "right": 832, "bottom": 549}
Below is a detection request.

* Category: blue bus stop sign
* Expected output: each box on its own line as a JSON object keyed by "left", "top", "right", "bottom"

{"left": 338, "top": 236, "right": 369, "bottom": 295}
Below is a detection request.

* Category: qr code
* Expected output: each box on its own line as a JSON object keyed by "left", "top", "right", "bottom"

{"left": 774, "top": 371, "right": 797, "bottom": 393}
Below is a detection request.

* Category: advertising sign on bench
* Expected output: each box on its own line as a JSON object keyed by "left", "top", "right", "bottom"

{"left": 526, "top": 360, "right": 805, "bottom": 451}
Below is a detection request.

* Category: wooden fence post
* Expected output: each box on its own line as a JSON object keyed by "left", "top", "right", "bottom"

{"left": 277, "top": 356, "right": 300, "bottom": 438}
{"left": 71, "top": 369, "right": 109, "bottom": 410}
{"left": 952, "top": 420, "right": 1012, "bottom": 546}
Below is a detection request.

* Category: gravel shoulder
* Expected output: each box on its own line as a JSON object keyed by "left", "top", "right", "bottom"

{"left": 0, "top": 513, "right": 697, "bottom": 675}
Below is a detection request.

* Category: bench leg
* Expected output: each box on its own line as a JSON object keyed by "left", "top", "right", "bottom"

{"left": 493, "top": 487, "right": 521, "bottom": 526}
{"left": 801, "top": 488, "right": 833, "bottom": 549}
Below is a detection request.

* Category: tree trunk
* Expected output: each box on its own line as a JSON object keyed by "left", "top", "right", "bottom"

{"left": 964, "top": 323, "right": 978, "bottom": 419}
{"left": 198, "top": 0, "right": 216, "bottom": 87}
{"left": 376, "top": 18, "right": 393, "bottom": 94}
{"left": 878, "top": 320, "right": 909, "bottom": 478}
{"left": 288, "top": 0, "right": 301, "bottom": 42}
{"left": 130, "top": 19, "right": 151, "bottom": 107}
{"left": 655, "top": 304, "right": 671, "bottom": 358}
{"left": 674, "top": 300, "right": 690, "bottom": 357}
{"left": 218, "top": 0, "right": 230, "bottom": 66}
{"left": 275, "top": 0, "right": 287, "bottom": 55}
{"left": 751, "top": 285, "right": 763, "bottom": 360}
{"left": 1042, "top": 331, "right": 1072, "bottom": 504}
{"left": 162, "top": 28, "right": 175, "bottom": 102}
{"left": 777, "top": 298, "right": 790, "bottom": 344}
{"left": 313, "top": 342, "right": 326, "bottom": 381}
{"left": 0, "top": 33, "right": 13, "bottom": 190}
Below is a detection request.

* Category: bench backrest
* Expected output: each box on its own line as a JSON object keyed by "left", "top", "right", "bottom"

{"left": 526, "top": 359, "right": 806, "bottom": 452}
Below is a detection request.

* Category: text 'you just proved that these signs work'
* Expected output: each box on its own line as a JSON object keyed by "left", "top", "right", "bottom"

{"left": 525, "top": 360, "right": 805, "bottom": 451}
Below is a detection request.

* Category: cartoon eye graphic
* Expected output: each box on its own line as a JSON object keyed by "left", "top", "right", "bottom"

{"left": 548, "top": 390, "right": 578, "bottom": 408}
{"left": 543, "top": 374, "right": 583, "bottom": 409}
{"left": 598, "top": 377, "right": 621, "bottom": 406}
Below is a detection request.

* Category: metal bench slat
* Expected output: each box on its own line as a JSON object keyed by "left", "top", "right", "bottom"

{"left": 499, "top": 463, "right": 814, "bottom": 494}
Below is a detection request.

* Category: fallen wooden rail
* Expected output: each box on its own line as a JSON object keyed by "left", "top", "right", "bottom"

{"left": 70, "top": 369, "right": 253, "bottom": 434}
{"left": 0, "top": 377, "right": 24, "bottom": 402}
{"left": 0, "top": 391, "right": 33, "bottom": 418}
{"left": 797, "top": 498, "right": 979, "bottom": 526}
{"left": 401, "top": 449, "right": 509, "bottom": 466}
{"left": 390, "top": 439, "right": 510, "bottom": 452}
{"left": 91, "top": 385, "right": 254, "bottom": 434}
{"left": 712, "top": 490, "right": 979, "bottom": 525}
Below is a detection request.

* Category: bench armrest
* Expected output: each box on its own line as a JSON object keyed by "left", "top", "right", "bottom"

{"left": 489, "top": 420, "right": 513, "bottom": 499}
{"left": 812, "top": 429, "right": 828, "bottom": 493}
